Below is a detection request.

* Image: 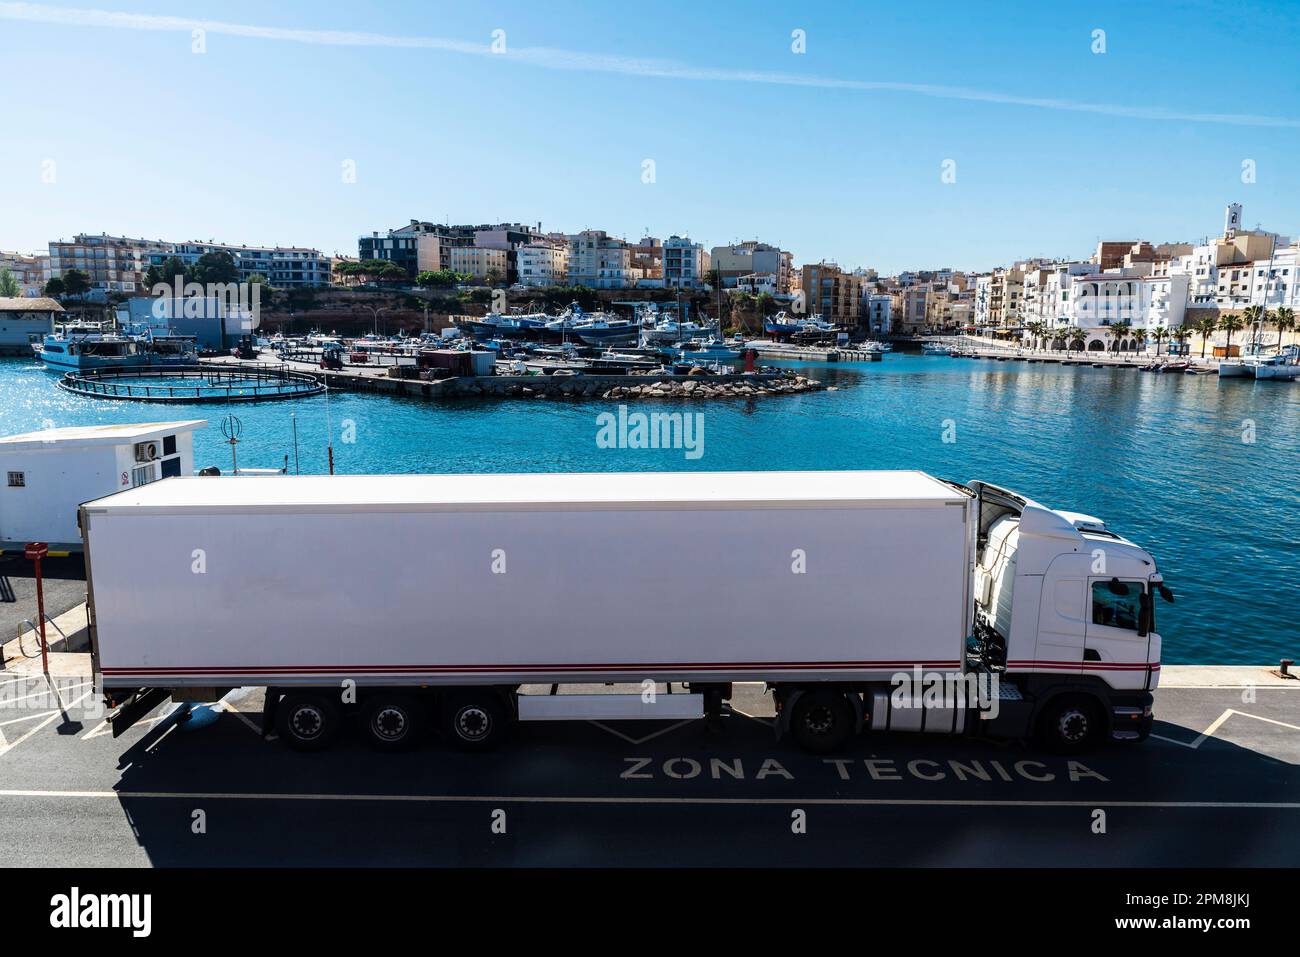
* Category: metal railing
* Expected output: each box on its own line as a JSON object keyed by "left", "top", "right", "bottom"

{"left": 57, "top": 364, "right": 326, "bottom": 402}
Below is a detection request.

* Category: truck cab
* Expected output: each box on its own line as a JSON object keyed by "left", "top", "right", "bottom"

{"left": 967, "top": 481, "right": 1168, "bottom": 750}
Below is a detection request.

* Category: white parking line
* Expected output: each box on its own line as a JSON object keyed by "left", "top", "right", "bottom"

{"left": 0, "top": 709, "right": 58, "bottom": 727}
{"left": 1151, "top": 708, "right": 1300, "bottom": 749}
{"left": 0, "top": 680, "right": 90, "bottom": 707}
{"left": 0, "top": 788, "right": 1294, "bottom": 810}
{"left": 0, "top": 689, "right": 93, "bottom": 757}
{"left": 588, "top": 719, "right": 695, "bottom": 745}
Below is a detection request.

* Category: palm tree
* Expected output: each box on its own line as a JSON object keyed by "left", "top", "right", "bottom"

{"left": 1273, "top": 306, "right": 1296, "bottom": 354}
{"left": 1219, "top": 312, "right": 1246, "bottom": 357}
{"left": 1131, "top": 327, "right": 1149, "bottom": 355}
{"left": 1025, "top": 321, "right": 1045, "bottom": 351}
{"left": 1240, "top": 304, "right": 1264, "bottom": 353}
{"left": 1170, "top": 327, "right": 1191, "bottom": 356}
{"left": 1149, "top": 324, "right": 1169, "bottom": 356}
{"left": 1109, "top": 320, "right": 1131, "bottom": 354}
{"left": 1194, "top": 316, "right": 1217, "bottom": 358}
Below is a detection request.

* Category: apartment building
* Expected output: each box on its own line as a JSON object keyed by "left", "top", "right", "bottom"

{"left": 709, "top": 241, "right": 792, "bottom": 292}
{"left": 516, "top": 241, "right": 569, "bottom": 287}
{"left": 662, "top": 236, "right": 710, "bottom": 289}
{"left": 360, "top": 221, "right": 543, "bottom": 280}
{"left": 0, "top": 252, "right": 49, "bottom": 297}
{"left": 799, "top": 262, "right": 864, "bottom": 328}
{"left": 567, "top": 230, "right": 631, "bottom": 289}
{"left": 863, "top": 293, "right": 892, "bottom": 335}
{"left": 629, "top": 237, "right": 663, "bottom": 282}
{"left": 153, "top": 242, "right": 331, "bottom": 288}
{"left": 448, "top": 246, "right": 509, "bottom": 282}
{"left": 47, "top": 234, "right": 172, "bottom": 294}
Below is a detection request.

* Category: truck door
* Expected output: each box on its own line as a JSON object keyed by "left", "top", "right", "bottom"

{"left": 1084, "top": 578, "right": 1151, "bottom": 688}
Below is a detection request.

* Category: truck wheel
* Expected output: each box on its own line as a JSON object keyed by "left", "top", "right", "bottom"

{"left": 363, "top": 694, "right": 423, "bottom": 752}
{"left": 275, "top": 692, "right": 341, "bottom": 752}
{"left": 1036, "top": 696, "right": 1103, "bottom": 754}
{"left": 790, "top": 689, "right": 855, "bottom": 753}
{"left": 443, "top": 690, "right": 509, "bottom": 752}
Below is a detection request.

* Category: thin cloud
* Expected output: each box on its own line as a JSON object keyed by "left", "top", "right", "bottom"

{"left": 4, "top": 1, "right": 1299, "bottom": 129}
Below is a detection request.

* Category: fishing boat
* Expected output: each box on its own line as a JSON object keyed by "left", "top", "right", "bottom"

{"left": 764, "top": 311, "right": 803, "bottom": 337}
{"left": 34, "top": 329, "right": 148, "bottom": 372}
{"left": 921, "top": 342, "right": 952, "bottom": 356}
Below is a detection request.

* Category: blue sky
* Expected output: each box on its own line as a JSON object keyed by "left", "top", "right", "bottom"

{"left": 2, "top": 0, "right": 1299, "bottom": 274}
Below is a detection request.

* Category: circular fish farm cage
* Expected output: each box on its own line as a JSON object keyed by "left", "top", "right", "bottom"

{"left": 57, "top": 364, "right": 326, "bottom": 402}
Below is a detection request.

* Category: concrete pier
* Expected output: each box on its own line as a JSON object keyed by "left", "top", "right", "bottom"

{"left": 200, "top": 355, "right": 827, "bottom": 400}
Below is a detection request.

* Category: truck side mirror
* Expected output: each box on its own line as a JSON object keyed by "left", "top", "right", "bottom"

{"left": 1157, "top": 583, "right": 1174, "bottom": 603}
{"left": 1107, "top": 577, "right": 1128, "bottom": 596}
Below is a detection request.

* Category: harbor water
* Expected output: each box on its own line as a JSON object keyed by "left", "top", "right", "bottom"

{"left": 2, "top": 355, "right": 1296, "bottom": 665}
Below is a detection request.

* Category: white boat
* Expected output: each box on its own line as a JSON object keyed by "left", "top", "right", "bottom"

{"left": 674, "top": 337, "right": 741, "bottom": 362}
{"left": 1251, "top": 345, "right": 1300, "bottom": 380}
{"left": 922, "top": 342, "right": 952, "bottom": 356}
{"left": 642, "top": 318, "right": 710, "bottom": 345}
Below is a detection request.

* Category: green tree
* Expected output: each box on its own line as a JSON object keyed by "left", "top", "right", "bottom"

{"left": 1273, "top": 306, "right": 1296, "bottom": 353}
{"left": 1148, "top": 324, "right": 1169, "bottom": 356}
{"left": 43, "top": 276, "right": 66, "bottom": 298}
{"left": 0, "top": 268, "right": 19, "bottom": 297}
{"left": 145, "top": 256, "right": 189, "bottom": 289}
{"left": 189, "top": 251, "right": 240, "bottom": 286}
{"left": 1108, "top": 320, "right": 1131, "bottom": 353}
{"left": 484, "top": 268, "right": 504, "bottom": 288}
{"left": 1169, "top": 326, "right": 1191, "bottom": 356}
{"left": 1218, "top": 311, "right": 1245, "bottom": 356}
{"left": 1194, "top": 316, "right": 1217, "bottom": 357}
{"left": 61, "top": 269, "right": 91, "bottom": 298}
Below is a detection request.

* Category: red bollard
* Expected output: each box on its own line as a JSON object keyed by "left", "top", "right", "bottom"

{"left": 24, "top": 542, "right": 49, "bottom": 674}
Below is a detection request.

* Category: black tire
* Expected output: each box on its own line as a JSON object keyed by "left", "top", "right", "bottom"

{"left": 789, "top": 688, "right": 856, "bottom": 753}
{"left": 362, "top": 693, "right": 424, "bottom": 752}
{"left": 275, "top": 692, "right": 341, "bottom": 752}
{"left": 1036, "top": 696, "right": 1103, "bottom": 754}
{"left": 442, "top": 690, "right": 510, "bottom": 752}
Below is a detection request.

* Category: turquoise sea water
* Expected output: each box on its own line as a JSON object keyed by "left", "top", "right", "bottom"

{"left": 2, "top": 355, "right": 1297, "bottom": 664}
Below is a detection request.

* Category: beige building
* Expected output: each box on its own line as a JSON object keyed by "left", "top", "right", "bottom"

{"left": 567, "top": 230, "right": 631, "bottom": 289}
{"left": 799, "top": 262, "right": 864, "bottom": 327}
{"left": 710, "top": 242, "right": 792, "bottom": 292}
{"left": 47, "top": 233, "right": 171, "bottom": 294}
{"left": 449, "top": 246, "right": 509, "bottom": 282}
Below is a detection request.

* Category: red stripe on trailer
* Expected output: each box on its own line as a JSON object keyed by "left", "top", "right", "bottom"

{"left": 100, "top": 659, "right": 964, "bottom": 676}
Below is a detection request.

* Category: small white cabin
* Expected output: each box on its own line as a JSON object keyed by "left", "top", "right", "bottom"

{"left": 0, "top": 420, "right": 204, "bottom": 550}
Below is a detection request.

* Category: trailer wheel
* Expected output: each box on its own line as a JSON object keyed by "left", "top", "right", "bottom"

{"left": 363, "top": 694, "right": 424, "bottom": 752}
{"left": 275, "top": 692, "right": 341, "bottom": 752}
{"left": 443, "top": 690, "right": 510, "bottom": 752}
{"left": 1036, "top": 696, "right": 1103, "bottom": 754}
{"left": 790, "top": 689, "right": 856, "bottom": 753}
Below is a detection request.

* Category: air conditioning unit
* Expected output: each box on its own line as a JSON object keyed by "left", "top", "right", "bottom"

{"left": 133, "top": 441, "right": 159, "bottom": 463}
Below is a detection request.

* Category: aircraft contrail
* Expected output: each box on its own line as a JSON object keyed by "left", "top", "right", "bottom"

{"left": 4, "top": 1, "right": 1299, "bottom": 129}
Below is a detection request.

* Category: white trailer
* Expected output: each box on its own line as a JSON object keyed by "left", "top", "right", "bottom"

{"left": 81, "top": 470, "right": 1171, "bottom": 753}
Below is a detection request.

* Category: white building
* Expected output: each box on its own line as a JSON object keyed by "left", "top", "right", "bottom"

{"left": 0, "top": 421, "right": 204, "bottom": 549}
{"left": 662, "top": 235, "right": 710, "bottom": 289}
{"left": 566, "top": 231, "right": 631, "bottom": 289}
{"left": 863, "top": 294, "right": 892, "bottom": 335}
{"left": 515, "top": 242, "right": 568, "bottom": 287}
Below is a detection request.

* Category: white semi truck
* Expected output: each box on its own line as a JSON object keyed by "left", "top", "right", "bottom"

{"left": 81, "top": 470, "right": 1171, "bottom": 753}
